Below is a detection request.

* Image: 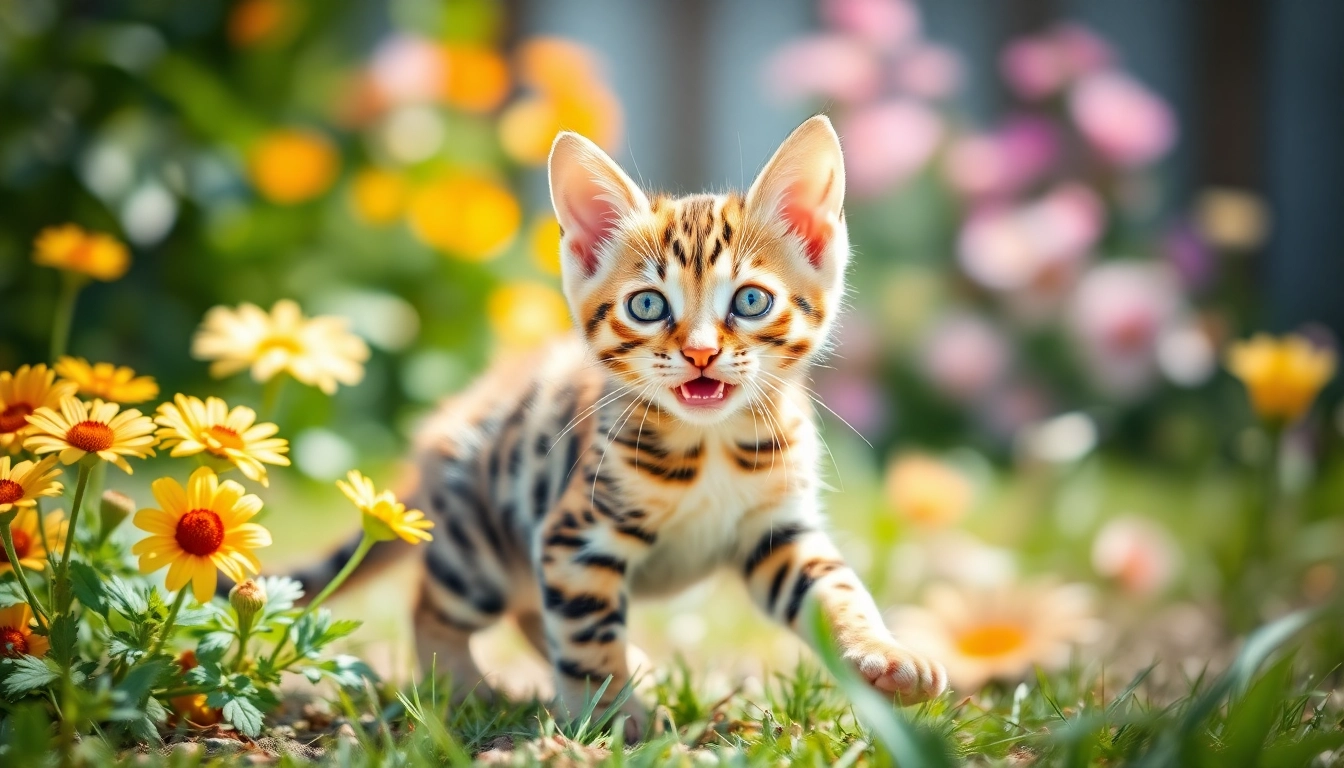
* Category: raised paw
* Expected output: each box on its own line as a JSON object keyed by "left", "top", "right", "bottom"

{"left": 846, "top": 639, "right": 948, "bottom": 704}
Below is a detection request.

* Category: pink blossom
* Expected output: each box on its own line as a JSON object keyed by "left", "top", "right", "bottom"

{"left": 816, "top": 371, "right": 889, "bottom": 437}
{"left": 957, "top": 184, "right": 1103, "bottom": 291}
{"left": 1069, "top": 261, "right": 1184, "bottom": 398}
{"left": 1069, "top": 71, "right": 1176, "bottom": 167}
{"left": 1091, "top": 516, "right": 1180, "bottom": 597}
{"left": 945, "top": 116, "right": 1060, "bottom": 200}
{"left": 369, "top": 35, "right": 445, "bottom": 104}
{"left": 821, "top": 0, "right": 920, "bottom": 51}
{"left": 919, "top": 313, "right": 1010, "bottom": 402}
{"left": 1000, "top": 36, "right": 1066, "bottom": 100}
{"left": 1053, "top": 23, "right": 1114, "bottom": 76}
{"left": 893, "top": 44, "right": 962, "bottom": 99}
{"left": 1162, "top": 222, "right": 1215, "bottom": 290}
{"left": 765, "top": 35, "right": 882, "bottom": 104}
{"left": 840, "top": 100, "right": 944, "bottom": 197}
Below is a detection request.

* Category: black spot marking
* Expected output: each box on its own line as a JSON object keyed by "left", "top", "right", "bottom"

{"left": 543, "top": 533, "right": 587, "bottom": 549}
{"left": 574, "top": 552, "right": 627, "bottom": 574}
{"left": 614, "top": 525, "right": 657, "bottom": 545}
{"left": 791, "top": 295, "right": 816, "bottom": 317}
{"left": 767, "top": 562, "right": 790, "bottom": 613}
{"left": 543, "top": 586, "right": 610, "bottom": 619}
{"left": 558, "top": 658, "right": 605, "bottom": 680}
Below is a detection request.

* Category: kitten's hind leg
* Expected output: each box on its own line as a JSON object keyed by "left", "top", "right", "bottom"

{"left": 413, "top": 581, "right": 493, "bottom": 702}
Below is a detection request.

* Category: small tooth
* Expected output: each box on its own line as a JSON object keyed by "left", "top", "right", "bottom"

{"left": 713, "top": 381, "right": 725, "bottom": 398}
{"left": 680, "top": 385, "right": 691, "bottom": 399}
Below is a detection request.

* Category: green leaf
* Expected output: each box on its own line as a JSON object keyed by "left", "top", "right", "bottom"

{"left": 47, "top": 612, "right": 78, "bottom": 667}
{"left": 115, "top": 658, "right": 172, "bottom": 712}
{"left": 69, "top": 561, "right": 109, "bottom": 616}
{"left": 105, "top": 576, "right": 148, "bottom": 620}
{"left": 0, "top": 655, "right": 60, "bottom": 698}
{"left": 0, "top": 581, "right": 27, "bottom": 608}
{"left": 108, "top": 633, "right": 147, "bottom": 666}
{"left": 1218, "top": 654, "right": 1295, "bottom": 762}
{"left": 314, "top": 655, "right": 380, "bottom": 688}
{"left": 259, "top": 576, "right": 303, "bottom": 617}
{"left": 195, "top": 631, "right": 235, "bottom": 663}
{"left": 222, "top": 696, "right": 264, "bottom": 738}
{"left": 1261, "top": 731, "right": 1344, "bottom": 768}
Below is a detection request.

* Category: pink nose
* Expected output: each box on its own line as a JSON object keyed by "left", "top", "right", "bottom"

{"left": 682, "top": 346, "right": 719, "bottom": 368}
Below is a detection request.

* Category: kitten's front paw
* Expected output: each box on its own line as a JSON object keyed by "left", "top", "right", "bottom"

{"left": 608, "top": 698, "right": 648, "bottom": 743}
{"left": 846, "top": 639, "right": 948, "bottom": 704}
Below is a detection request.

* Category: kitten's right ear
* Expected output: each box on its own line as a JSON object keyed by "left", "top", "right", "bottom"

{"left": 548, "top": 132, "right": 648, "bottom": 278}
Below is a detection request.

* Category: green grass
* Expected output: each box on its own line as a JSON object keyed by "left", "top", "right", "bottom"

{"left": 4, "top": 607, "right": 1338, "bottom": 766}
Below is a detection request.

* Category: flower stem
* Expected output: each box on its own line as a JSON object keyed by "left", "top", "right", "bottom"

{"left": 149, "top": 588, "right": 189, "bottom": 657}
{"left": 266, "top": 534, "right": 374, "bottom": 669}
{"left": 260, "top": 374, "right": 288, "bottom": 422}
{"left": 49, "top": 273, "right": 86, "bottom": 362}
{"left": 0, "top": 518, "right": 50, "bottom": 628}
{"left": 232, "top": 621, "right": 252, "bottom": 672}
{"left": 55, "top": 463, "right": 92, "bottom": 586}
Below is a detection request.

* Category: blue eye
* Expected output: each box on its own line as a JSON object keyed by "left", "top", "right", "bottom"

{"left": 627, "top": 290, "right": 669, "bottom": 322}
{"left": 733, "top": 286, "right": 772, "bottom": 318}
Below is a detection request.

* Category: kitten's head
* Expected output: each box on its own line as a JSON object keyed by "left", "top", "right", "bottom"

{"left": 548, "top": 116, "right": 848, "bottom": 426}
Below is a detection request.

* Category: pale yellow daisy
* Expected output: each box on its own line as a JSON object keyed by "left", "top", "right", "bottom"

{"left": 0, "top": 455, "right": 63, "bottom": 514}
{"left": 885, "top": 453, "right": 974, "bottom": 529}
{"left": 54, "top": 356, "right": 159, "bottom": 404}
{"left": 337, "top": 470, "right": 433, "bottom": 544}
{"left": 155, "top": 394, "right": 290, "bottom": 487}
{"left": 0, "top": 364, "right": 78, "bottom": 453}
{"left": 24, "top": 397, "right": 157, "bottom": 473}
{"left": 888, "top": 580, "right": 1101, "bottom": 692}
{"left": 131, "top": 467, "right": 272, "bottom": 604}
{"left": 0, "top": 603, "right": 48, "bottom": 658}
{"left": 0, "top": 506, "right": 67, "bottom": 574}
{"left": 191, "top": 299, "right": 370, "bottom": 395}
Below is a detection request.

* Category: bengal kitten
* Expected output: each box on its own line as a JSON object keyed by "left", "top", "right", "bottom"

{"left": 306, "top": 116, "right": 947, "bottom": 733}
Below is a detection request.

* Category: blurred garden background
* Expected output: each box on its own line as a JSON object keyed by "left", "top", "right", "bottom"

{"left": 2, "top": 0, "right": 1343, "bottom": 723}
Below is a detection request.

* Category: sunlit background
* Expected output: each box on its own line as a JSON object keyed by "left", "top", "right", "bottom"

{"left": 2, "top": 0, "right": 1342, "bottom": 701}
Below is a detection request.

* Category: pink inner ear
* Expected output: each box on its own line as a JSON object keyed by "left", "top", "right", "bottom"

{"left": 782, "top": 194, "right": 833, "bottom": 269}
{"left": 562, "top": 198, "right": 619, "bottom": 277}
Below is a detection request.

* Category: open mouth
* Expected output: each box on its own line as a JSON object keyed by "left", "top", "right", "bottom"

{"left": 674, "top": 376, "right": 736, "bottom": 408}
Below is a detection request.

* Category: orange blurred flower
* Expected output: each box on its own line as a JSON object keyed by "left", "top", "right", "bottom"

{"left": 407, "top": 174, "right": 520, "bottom": 260}
{"left": 32, "top": 225, "right": 130, "bottom": 282}
{"left": 487, "top": 282, "right": 571, "bottom": 348}
{"left": 248, "top": 129, "right": 339, "bottom": 204}
{"left": 885, "top": 453, "right": 973, "bottom": 528}
{"left": 1227, "top": 333, "right": 1336, "bottom": 425}
{"left": 442, "top": 45, "right": 511, "bottom": 113}
{"left": 500, "top": 37, "right": 622, "bottom": 165}
{"left": 228, "top": 0, "right": 292, "bottom": 48}
{"left": 529, "top": 215, "right": 562, "bottom": 275}
{"left": 351, "top": 168, "right": 409, "bottom": 225}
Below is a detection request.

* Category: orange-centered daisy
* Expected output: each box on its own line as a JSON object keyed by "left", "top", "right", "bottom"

{"left": 0, "top": 455, "right": 64, "bottom": 515}
{"left": 54, "top": 356, "right": 159, "bottom": 404}
{"left": 24, "top": 397, "right": 157, "bottom": 473}
{"left": 0, "top": 506, "right": 67, "bottom": 574}
{"left": 337, "top": 470, "right": 433, "bottom": 544}
{"left": 0, "top": 364, "right": 78, "bottom": 454}
{"left": 0, "top": 603, "right": 47, "bottom": 658}
{"left": 191, "top": 299, "right": 370, "bottom": 395}
{"left": 132, "top": 467, "right": 272, "bottom": 604}
{"left": 155, "top": 395, "right": 290, "bottom": 487}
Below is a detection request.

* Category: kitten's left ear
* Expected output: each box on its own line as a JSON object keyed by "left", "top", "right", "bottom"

{"left": 548, "top": 131, "right": 649, "bottom": 279}
{"left": 746, "top": 115, "right": 847, "bottom": 269}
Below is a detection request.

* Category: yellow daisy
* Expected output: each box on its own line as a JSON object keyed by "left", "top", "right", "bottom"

{"left": 24, "top": 397, "right": 157, "bottom": 473}
{"left": 54, "top": 356, "right": 159, "bottom": 404}
{"left": 0, "top": 364, "right": 79, "bottom": 453}
{"left": 0, "top": 603, "right": 48, "bottom": 658}
{"left": 0, "top": 455, "right": 64, "bottom": 514}
{"left": 888, "top": 580, "right": 1101, "bottom": 692}
{"left": 131, "top": 467, "right": 272, "bottom": 604}
{"left": 32, "top": 224, "right": 130, "bottom": 282}
{"left": 191, "top": 299, "right": 370, "bottom": 395}
{"left": 155, "top": 395, "right": 290, "bottom": 487}
{"left": 337, "top": 470, "right": 433, "bottom": 544}
{"left": 0, "top": 506, "right": 67, "bottom": 574}
{"left": 1227, "top": 334, "right": 1336, "bottom": 425}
